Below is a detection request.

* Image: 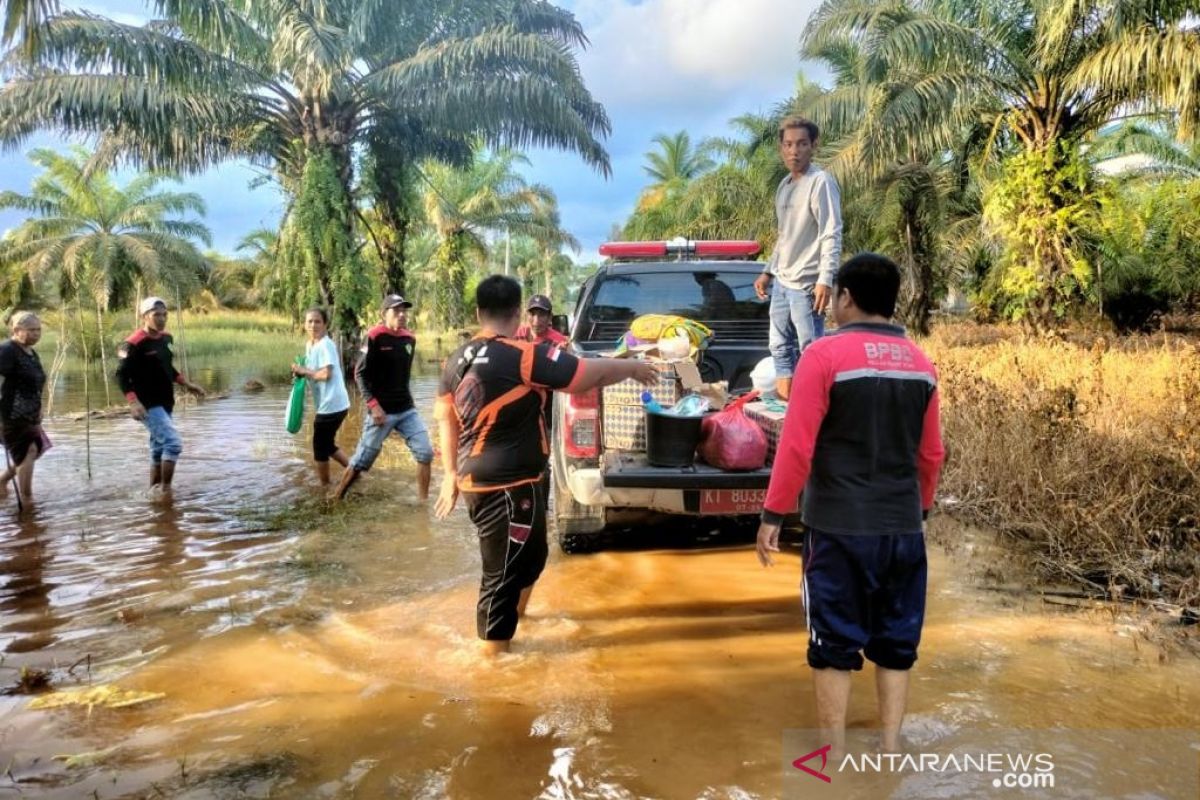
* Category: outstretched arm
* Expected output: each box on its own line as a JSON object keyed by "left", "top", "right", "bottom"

{"left": 563, "top": 358, "right": 658, "bottom": 394}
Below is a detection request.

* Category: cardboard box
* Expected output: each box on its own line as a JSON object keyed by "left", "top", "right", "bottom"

{"left": 744, "top": 400, "right": 787, "bottom": 464}
{"left": 602, "top": 360, "right": 702, "bottom": 451}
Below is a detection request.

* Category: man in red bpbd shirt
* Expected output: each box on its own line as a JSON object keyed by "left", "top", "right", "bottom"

{"left": 434, "top": 276, "right": 657, "bottom": 656}
{"left": 756, "top": 253, "right": 945, "bottom": 756}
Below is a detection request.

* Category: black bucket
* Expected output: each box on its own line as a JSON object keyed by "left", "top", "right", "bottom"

{"left": 645, "top": 410, "right": 706, "bottom": 467}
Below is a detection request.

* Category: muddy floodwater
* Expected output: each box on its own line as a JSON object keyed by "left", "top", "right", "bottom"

{"left": 2, "top": 363, "right": 1199, "bottom": 798}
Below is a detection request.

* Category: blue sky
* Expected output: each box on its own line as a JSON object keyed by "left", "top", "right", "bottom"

{"left": 0, "top": 0, "right": 825, "bottom": 261}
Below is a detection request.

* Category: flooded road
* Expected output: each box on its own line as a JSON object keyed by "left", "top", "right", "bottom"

{"left": 2, "top": 372, "right": 1199, "bottom": 798}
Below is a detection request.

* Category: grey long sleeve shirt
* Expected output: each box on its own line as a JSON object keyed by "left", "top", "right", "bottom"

{"left": 764, "top": 165, "right": 843, "bottom": 290}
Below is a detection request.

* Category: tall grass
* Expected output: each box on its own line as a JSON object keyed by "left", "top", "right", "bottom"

{"left": 35, "top": 308, "right": 299, "bottom": 361}
{"left": 927, "top": 325, "right": 1200, "bottom": 608}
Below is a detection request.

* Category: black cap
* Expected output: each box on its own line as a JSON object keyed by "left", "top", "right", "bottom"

{"left": 527, "top": 294, "right": 552, "bottom": 312}
{"left": 381, "top": 294, "right": 413, "bottom": 311}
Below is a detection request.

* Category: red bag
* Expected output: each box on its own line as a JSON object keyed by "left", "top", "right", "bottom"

{"left": 698, "top": 391, "right": 768, "bottom": 470}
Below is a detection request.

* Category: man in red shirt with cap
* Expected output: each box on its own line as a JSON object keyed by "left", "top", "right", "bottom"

{"left": 515, "top": 294, "right": 569, "bottom": 347}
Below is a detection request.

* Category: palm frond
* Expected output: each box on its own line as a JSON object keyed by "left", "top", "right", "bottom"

{"left": 147, "top": 0, "right": 271, "bottom": 65}
{"left": 1, "top": 0, "right": 57, "bottom": 52}
{"left": 26, "top": 12, "right": 269, "bottom": 92}
{"left": 1069, "top": 28, "right": 1200, "bottom": 137}
{"left": 0, "top": 72, "right": 277, "bottom": 171}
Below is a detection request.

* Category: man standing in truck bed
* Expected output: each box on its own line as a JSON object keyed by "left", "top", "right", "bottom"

{"left": 754, "top": 116, "right": 843, "bottom": 400}
{"left": 434, "top": 275, "right": 657, "bottom": 656}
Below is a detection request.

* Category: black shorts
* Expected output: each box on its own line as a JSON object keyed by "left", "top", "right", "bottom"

{"left": 465, "top": 481, "right": 548, "bottom": 641}
{"left": 312, "top": 410, "right": 348, "bottom": 462}
{"left": 1, "top": 422, "right": 39, "bottom": 465}
{"left": 801, "top": 527, "right": 928, "bottom": 671}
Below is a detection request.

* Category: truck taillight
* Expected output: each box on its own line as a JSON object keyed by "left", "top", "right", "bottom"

{"left": 563, "top": 388, "right": 600, "bottom": 459}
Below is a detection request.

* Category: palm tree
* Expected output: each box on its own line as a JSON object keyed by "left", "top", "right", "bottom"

{"left": 798, "top": 28, "right": 971, "bottom": 334}
{"left": 643, "top": 131, "right": 714, "bottom": 187}
{"left": 802, "top": 0, "right": 1200, "bottom": 328}
{"left": 685, "top": 112, "right": 791, "bottom": 246}
{"left": 1087, "top": 122, "right": 1200, "bottom": 324}
{"left": 0, "top": 146, "right": 210, "bottom": 401}
{"left": 626, "top": 131, "right": 715, "bottom": 237}
{"left": 420, "top": 149, "right": 571, "bottom": 328}
{"left": 0, "top": 0, "right": 611, "bottom": 334}
{"left": 624, "top": 115, "right": 779, "bottom": 243}
{"left": 0, "top": 147, "right": 211, "bottom": 309}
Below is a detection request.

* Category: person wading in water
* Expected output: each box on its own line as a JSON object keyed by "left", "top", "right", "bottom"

{"left": 0, "top": 312, "right": 48, "bottom": 507}
{"left": 117, "top": 297, "right": 207, "bottom": 494}
{"left": 757, "top": 253, "right": 944, "bottom": 756}
{"left": 335, "top": 295, "right": 434, "bottom": 501}
{"left": 433, "top": 275, "right": 658, "bottom": 657}
{"left": 291, "top": 307, "right": 352, "bottom": 486}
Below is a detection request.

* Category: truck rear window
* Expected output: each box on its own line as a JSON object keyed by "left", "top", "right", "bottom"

{"left": 578, "top": 270, "right": 770, "bottom": 344}
{"left": 587, "top": 270, "right": 767, "bottom": 325}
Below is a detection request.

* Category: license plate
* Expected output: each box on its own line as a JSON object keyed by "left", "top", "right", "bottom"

{"left": 699, "top": 488, "right": 771, "bottom": 514}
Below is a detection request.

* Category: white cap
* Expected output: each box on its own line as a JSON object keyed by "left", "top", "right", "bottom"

{"left": 139, "top": 296, "right": 168, "bottom": 315}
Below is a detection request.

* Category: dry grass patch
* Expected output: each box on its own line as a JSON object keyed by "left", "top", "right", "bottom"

{"left": 924, "top": 324, "right": 1200, "bottom": 610}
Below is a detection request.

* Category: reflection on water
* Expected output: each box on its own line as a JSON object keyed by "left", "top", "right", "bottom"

{"left": 0, "top": 376, "right": 1198, "bottom": 799}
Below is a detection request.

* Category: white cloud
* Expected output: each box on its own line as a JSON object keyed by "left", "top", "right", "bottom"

{"left": 570, "top": 0, "right": 812, "bottom": 112}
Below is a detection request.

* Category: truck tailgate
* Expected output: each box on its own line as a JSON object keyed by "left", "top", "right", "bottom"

{"left": 602, "top": 452, "right": 770, "bottom": 489}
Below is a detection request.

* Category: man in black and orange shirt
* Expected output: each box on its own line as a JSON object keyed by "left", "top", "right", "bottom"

{"left": 434, "top": 276, "right": 657, "bottom": 656}
{"left": 335, "top": 294, "right": 434, "bottom": 500}
{"left": 116, "top": 297, "right": 206, "bottom": 492}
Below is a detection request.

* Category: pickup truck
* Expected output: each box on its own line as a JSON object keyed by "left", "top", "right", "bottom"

{"left": 550, "top": 240, "right": 774, "bottom": 553}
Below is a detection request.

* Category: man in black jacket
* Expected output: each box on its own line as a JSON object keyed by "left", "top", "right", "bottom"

{"left": 335, "top": 295, "right": 434, "bottom": 500}
{"left": 116, "top": 297, "right": 206, "bottom": 492}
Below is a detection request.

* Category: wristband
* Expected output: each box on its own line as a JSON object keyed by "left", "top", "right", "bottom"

{"left": 760, "top": 509, "right": 786, "bottom": 526}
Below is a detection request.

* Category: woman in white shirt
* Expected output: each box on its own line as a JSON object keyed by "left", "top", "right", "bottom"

{"left": 290, "top": 308, "right": 352, "bottom": 485}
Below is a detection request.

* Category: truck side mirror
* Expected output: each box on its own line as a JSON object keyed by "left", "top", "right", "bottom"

{"left": 552, "top": 314, "right": 569, "bottom": 336}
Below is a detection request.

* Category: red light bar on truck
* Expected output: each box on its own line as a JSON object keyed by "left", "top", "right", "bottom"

{"left": 693, "top": 240, "right": 762, "bottom": 257}
{"left": 598, "top": 241, "right": 669, "bottom": 258}
{"left": 599, "top": 238, "right": 761, "bottom": 260}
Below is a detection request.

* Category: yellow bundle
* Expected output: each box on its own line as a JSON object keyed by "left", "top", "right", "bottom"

{"left": 629, "top": 315, "right": 713, "bottom": 350}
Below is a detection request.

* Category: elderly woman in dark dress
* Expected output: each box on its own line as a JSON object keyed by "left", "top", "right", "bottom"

{"left": 0, "top": 312, "right": 47, "bottom": 504}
